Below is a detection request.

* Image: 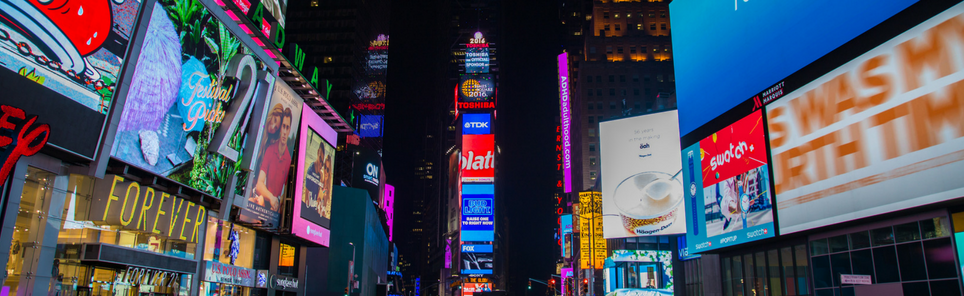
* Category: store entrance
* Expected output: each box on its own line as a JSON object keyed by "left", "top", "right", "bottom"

{"left": 200, "top": 282, "right": 249, "bottom": 296}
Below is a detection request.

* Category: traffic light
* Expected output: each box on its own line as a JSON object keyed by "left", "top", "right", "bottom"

{"left": 550, "top": 279, "right": 556, "bottom": 286}
{"left": 581, "top": 278, "right": 589, "bottom": 295}
{"left": 528, "top": 280, "right": 532, "bottom": 289}
{"left": 344, "top": 287, "right": 349, "bottom": 296}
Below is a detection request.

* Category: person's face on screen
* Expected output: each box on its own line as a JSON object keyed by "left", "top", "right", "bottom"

{"left": 280, "top": 116, "right": 292, "bottom": 147}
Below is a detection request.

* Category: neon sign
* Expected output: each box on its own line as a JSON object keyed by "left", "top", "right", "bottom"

{"left": 0, "top": 105, "right": 50, "bottom": 186}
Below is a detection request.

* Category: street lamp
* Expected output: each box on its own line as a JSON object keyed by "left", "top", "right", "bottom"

{"left": 348, "top": 242, "right": 356, "bottom": 295}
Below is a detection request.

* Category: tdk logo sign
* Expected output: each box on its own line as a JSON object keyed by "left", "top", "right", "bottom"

{"left": 462, "top": 114, "right": 491, "bottom": 134}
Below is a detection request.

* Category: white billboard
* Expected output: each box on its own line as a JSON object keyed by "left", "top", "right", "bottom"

{"left": 600, "top": 110, "right": 686, "bottom": 238}
{"left": 766, "top": 3, "right": 964, "bottom": 234}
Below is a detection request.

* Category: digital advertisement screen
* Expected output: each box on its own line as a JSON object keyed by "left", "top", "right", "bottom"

{"left": 683, "top": 110, "right": 775, "bottom": 253}
{"left": 606, "top": 250, "right": 674, "bottom": 295}
{"left": 462, "top": 114, "right": 491, "bottom": 135}
{"left": 240, "top": 80, "right": 304, "bottom": 227}
{"left": 384, "top": 184, "right": 395, "bottom": 241}
{"left": 351, "top": 146, "right": 383, "bottom": 202}
{"left": 600, "top": 110, "right": 686, "bottom": 238}
{"left": 461, "top": 134, "right": 495, "bottom": 183}
{"left": 0, "top": 0, "right": 145, "bottom": 157}
{"left": 292, "top": 103, "right": 337, "bottom": 246}
{"left": 561, "top": 214, "right": 573, "bottom": 258}
{"left": 461, "top": 184, "right": 495, "bottom": 242}
{"left": 558, "top": 53, "right": 572, "bottom": 193}
{"left": 670, "top": 0, "right": 918, "bottom": 135}
{"left": 462, "top": 283, "right": 492, "bottom": 296}
{"left": 459, "top": 74, "right": 495, "bottom": 102}
{"left": 579, "top": 191, "right": 606, "bottom": 269}
{"left": 767, "top": 3, "right": 964, "bottom": 234}
{"left": 465, "top": 47, "right": 490, "bottom": 74}
{"left": 112, "top": 0, "right": 272, "bottom": 199}
{"left": 460, "top": 244, "right": 494, "bottom": 274}
{"left": 359, "top": 115, "right": 383, "bottom": 138}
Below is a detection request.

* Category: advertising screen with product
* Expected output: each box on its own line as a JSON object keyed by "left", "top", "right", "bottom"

{"left": 670, "top": 0, "right": 918, "bottom": 135}
{"left": 604, "top": 250, "right": 674, "bottom": 295}
{"left": 0, "top": 0, "right": 145, "bottom": 158}
{"left": 291, "top": 103, "right": 337, "bottom": 246}
{"left": 683, "top": 110, "right": 776, "bottom": 253}
{"left": 112, "top": 0, "right": 275, "bottom": 199}
{"left": 461, "top": 184, "right": 495, "bottom": 242}
{"left": 459, "top": 74, "right": 495, "bottom": 102}
{"left": 461, "top": 134, "right": 495, "bottom": 183}
{"left": 460, "top": 244, "right": 494, "bottom": 274}
{"left": 767, "top": 3, "right": 964, "bottom": 234}
{"left": 599, "top": 110, "right": 686, "bottom": 238}
{"left": 239, "top": 80, "right": 304, "bottom": 227}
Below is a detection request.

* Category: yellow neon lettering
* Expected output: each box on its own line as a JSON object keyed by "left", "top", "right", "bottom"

{"left": 179, "top": 202, "right": 194, "bottom": 240}
{"left": 192, "top": 206, "right": 205, "bottom": 243}
{"left": 103, "top": 175, "right": 124, "bottom": 221}
{"left": 168, "top": 198, "right": 184, "bottom": 236}
{"left": 137, "top": 188, "right": 156, "bottom": 231}
{"left": 119, "top": 182, "right": 140, "bottom": 226}
{"left": 153, "top": 193, "right": 169, "bottom": 234}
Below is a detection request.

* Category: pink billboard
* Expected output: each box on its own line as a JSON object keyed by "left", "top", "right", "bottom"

{"left": 292, "top": 103, "right": 338, "bottom": 246}
{"left": 558, "top": 53, "right": 572, "bottom": 193}
{"left": 384, "top": 184, "right": 395, "bottom": 241}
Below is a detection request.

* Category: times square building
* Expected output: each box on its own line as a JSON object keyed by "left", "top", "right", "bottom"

{"left": 0, "top": 0, "right": 354, "bottom": 294}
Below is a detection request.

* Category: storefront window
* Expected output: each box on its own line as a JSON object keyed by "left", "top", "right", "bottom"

{"left": 722, "top": 244, "right": 809, "bottom": 296}
{"left": 203, "top": 216, "right": 256, "bottom": 268}
{"left": 278, "top": 243, "right": 298, "bottom": 277}
{"left": 3, "top": 168, "right": 57, "bottom": 295}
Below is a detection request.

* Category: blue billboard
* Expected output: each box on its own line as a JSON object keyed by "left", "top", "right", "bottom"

{"left": 359, "top": 115, "right": 383, "bottom": 138}
{"left": 461, "top": 184, "right": 495, "bottom": 242}
{"left": 462, "top": 114, "right": 491, "bottom": 135}
{"left": 670, "top": 0, "right": 918, "bottom": 135}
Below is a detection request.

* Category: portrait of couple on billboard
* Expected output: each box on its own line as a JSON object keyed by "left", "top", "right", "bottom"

{"left": 244, "top": 82, "right": 303, "bottom": 226}
{"left": 300, "top": 130, "right": 335, "bottom": 227}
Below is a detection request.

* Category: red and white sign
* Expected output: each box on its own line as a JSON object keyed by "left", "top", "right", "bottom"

{"left": 699, "top": 110, "right": 768, "bottom": 187}
{"left": 462, "top": 283, "right": 492, "bottom": 296}
{"left": 461, "top": 134, "right": 494, "bottom": 182}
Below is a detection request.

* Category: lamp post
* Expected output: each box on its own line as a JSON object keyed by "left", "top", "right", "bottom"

{"left": 348, "top": 242, "right": 356, "bottom": 295}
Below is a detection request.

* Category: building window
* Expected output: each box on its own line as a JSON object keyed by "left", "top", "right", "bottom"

{"left": 604, "top": 12, "right": 610, "bottom": 19}
{"left": 587, "top": 76, "right": 593, "bottom": 82}
{"left": 610, "top": 102, "right": 616, "bottom": 109}
{"left": 660, "top": 10, "right": 667, "bottom": 18}
{"left": 574, "top": 31, "right": 582, "bottom": 36}
{"left": 626, "top": 13, "right": 632, "bottom": 19}
{"left": 310, "top": 0, "right": 318, "bottom": 6}
{"left": 664, "top": 46, "right": 671, "bottom": 52}
{"left": 644, "top": 75, "right": 651, "bottom": 82}
{"left": 589, "top": 143, "right": 596, "bottom": 152}
{"left": 633, "top": 89, "right": 640, "bottom": 95}
{"left": 615, "top": 24, "right": 621, "bottom": 31}
{"left": 634, "top": 101, "right": 641, "bottom": 109}
{"left": 641, "top": 46, "right": 647, "bottom": 53}
{"left": 604, "top": 24, "right": 610, "bottom": 31}
{"left": 653, "top": 46, "right": 659, "bottom": 52}
{"left": 648, "top": 10, "right": 655, "bottom": 18}
{"left": 615, "top": 13, "right": 620, "bottom": 18}
{"left": 633, "top": 75, "right": 639, "bottom": 82}
{"left": 606, "top": 46, "right": 613, "bottom": 54}
{"left": 589, "top": 171, "right": 597, "bottom": 180}
{"left": 645, "top": 88, "right": 651, "bottom": 95}
{"left": 620, "top": 75, "right": 626, "bottom": 82}
{"left": 588, "top": 116, "right": 594, "bottom": 124}
{"left": 637, "top": 23, "right": 643, "bottom": 30}
{"left": 597, "top": 102, "right": 603, "bottom": 109}
{"left": 661, "top": 23, "right": 667, "bottom": 30}
{"left": 588, "top": 89, "right": 594, "bottom": 97}
{"left": 590, "top": 47, "right": 596, "bottom": 54}
{"left": 597, "top": 90, "right": 602, "bottom": 97}
{"left": 617, "top": 47, "right": 623, "bottom": 54}
{"left": 630, "top": 47, "right": 637, "bottom": 54}
{"left": 609, "top": 75, "right": 615, "bottom": 82}
{"left": 657, "top": 74, "right": 664, "bottom": 82}
{"left": 639, "top": 12, "right": 646, "bottom": 18}
{"left": 589, "top": 157, "right": 597, "bottom": 166}
{"left": 622, "top": 89, "right": 627, "bottom": 96}
{"left": 650, "top": 23, "right": 656, "bottom": 31}
{"left": 588, "top": 128, "right": 596, "bottom": 137}
{"left": 596, "top": 76, "right": 602, "bottom": 83}
{"left": 609, "top": 89, "right": 616, "bottom": 96}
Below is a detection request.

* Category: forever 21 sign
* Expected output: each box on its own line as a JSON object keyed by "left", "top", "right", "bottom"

{"left": 88, "top": 174, "right": 206, "bottom": 243}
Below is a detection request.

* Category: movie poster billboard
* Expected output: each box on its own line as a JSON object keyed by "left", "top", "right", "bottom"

{"left": 0, "top": 0, "right": 146, "bottom": 158}
{"left": 599, "top": 110, "right": 686, "bottom": 238}
{"left": 112, "top": 0, "right": 273, "bottom": 199}
{"left": 239, "top": 81, "right": 303, "bottom": 227}
{"left": 292, "top": 103, "right": 337, "bottom": 246}
{"left": 683, "top": 110, "right": 776, "bottom": 253}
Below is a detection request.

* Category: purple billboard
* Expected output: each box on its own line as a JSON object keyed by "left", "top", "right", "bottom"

{"left": 557, "top": 53, "right": 572, "bottom": 193}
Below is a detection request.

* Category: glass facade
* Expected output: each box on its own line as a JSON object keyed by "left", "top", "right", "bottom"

{"left": 721, "top": 244, "right": 810, "bottom": 296}
{"left": 200, "top": 217, "right": 257, "bottom": 296}
{"left": 810, "top": 217, "right": 957, "bottom": 296}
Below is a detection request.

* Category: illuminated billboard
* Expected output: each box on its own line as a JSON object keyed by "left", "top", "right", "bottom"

{"left": 0, "top": 0, "right": 145, "bottom": 158}
{"left": 767, "top": 4, "right": 964, "bottom": 234}
{"left": 578, "top": 191, "right": 606, "bottom": 269}
{"left": 291, "top": 103, "right": 338, "bottom": 246}
{"left": 460, "top": 244, "right": 493, "bottom": 274}
{"left": 359, "top": 115, "right": 383, "bottom": 138}
{"left": 605, "top": 250, "right": 674, "bottom": 295}
{"left": 561, "top": 214, "right": 573, "bottom": 258}
{"left": 461, "top": 134, "right": 495, "bottom": 183}
{"left": 462, "top": 283, "right": 492, "bottom": 296}
{"left": 683, "top": 110, "right": 775, "bottom": 253}
{"left": 112, "top": 0, "right": 274, "bottom": 199}
{"left": 466, "top": 47, "right": 490, "bottom": 74}
{"left": 599, "top": 110, "right": 685, "bottom": 238}
{"left": 462, "top": 114, "right": 491, "bottom": 135}
{"left": 240, "top": 81, "right": 304, "bottom": 227}
{"left": 558, "top": 53, "right": 572, "bottom": 193}
{"left": 459, "top": 74, "right": 495, "bottom": 102}
{"left": 670, "top": 0, "right": 918, "bottom": 135}
{"left": 384, "top": 184, "right": 395, "bottom": 241}
{"left": 351, "top": 146, "right": 382, "bottom": 201}
{"left": 461, "top": 184, "right": 494, "bottom": 242}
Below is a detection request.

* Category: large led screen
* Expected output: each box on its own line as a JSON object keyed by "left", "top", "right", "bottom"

{"left": 112, "top": 0, "right": 273, "bottom": 199}
{"left": 462, "top": 114, "right": 491, "bottom": 135}
{"left": 0, "top": 0, "right": 145, "bottom": 157}
{"left": 292, "top": 103, "right": 337, "bottom": 246}
{"left": 670, "top": 0, "right": 918, "bottom": 135}
{"left": 461, "top": 134, "right": 494, "bottom": 183}
{"left": 683, "top": 110, "right": 775, "bottom": 253}
{"left": 460, "top": 244, "right": 493, "bottom": 274}
{"left": 351, "top": 146, "right": 382, "bottom": 202}
{"left": 461, "top": 184, "right": 494, "bottom": 242}
{"left": 600, "top": 110, "right": 685, "bottom": 238}
{"left": 459, "top": 74, "right": 494, "bottom": 102}
{"left": 766, "top": 3, "right": 964, "bottom": 234}
{"left": 605, "top": 250, "right": 674, "bottom": 295}
{"left": 358, "top": 114, "right": 383, "bottom": 138}
{"left": 240, "top": 81, "right": 303, "bottom": 227}
{"left": 465, "top": 47, "right": 489, "bottom": 74}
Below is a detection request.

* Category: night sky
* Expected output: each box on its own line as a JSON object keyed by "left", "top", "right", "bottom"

{"left": 385, "top": 0, "right": 563, "bottom": 293}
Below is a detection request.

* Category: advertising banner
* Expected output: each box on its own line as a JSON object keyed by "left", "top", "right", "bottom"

{"left": 462, "top": 283, "right": 492, "bottom": 296}
{"left": 670, "top": 0, "right": 918, "bottom": 135}
{"left": 561, "top": 267, "right": 573, "bottom": 296}
{"left": 608, "top": 250, "right": 674, "bottom": 294}
{"left": 359, "top": 115, "right": 383, "bottom": 138}
{"left": 89, "top": 175, "right": 207, "bottom": 244}
{"left": 466, "top": 47, "right": 490, "bottom": 74}
{"left": 766, "top": 4, "right": 964, "bottom": 234}
{"left": 683, "top": 110, "right": 776, "bottom": 253}
{"left": 112, "top": 0, "right": 274, "bottom": 199}
{"left": 459, "top": 74, "right": 495, "bottom": 102}
{"left": 560, "top": 214, "right": 572, "bottom": 258}
{"left": 203, "top": 261, "right": 256, "bottom": 287}
{"left": 461, "top": 184, "right": 494, "bottom": 242}
{"left": 462, "top": 114, "right": 491, "bottom": 135}
{"left": 600, "top": 110, "right": 686, "bottom": 238}
{"left": 292, "top": 103, "right": 337, "bottom": 246}
{"left": 578, "top": 191, "right": 606, "bottom": 269}
{"left": 460, "top": 244, "right": 494, "bottom": 274}
{"left": 384, "top": 184, "right": 395, "bottom": 241}
{"left": 351, "top": 146, "right": 382, "bottom": 201}
{"left": 240, "top": 80, "right": 303, "bottom": 227}
{"left": 0, "top": 0, "right": 146, "bottom": 158}
{"left": 461, "top": 134, "right": 495, "bottom": 183}
{"left": 558, "top": 53, "right": 572, "bottom": 193}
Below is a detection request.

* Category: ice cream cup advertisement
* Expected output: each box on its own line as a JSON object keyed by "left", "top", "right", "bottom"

{"left": 599, "top": 110, "right": 686, "bottom": 238}
{"left": 682, "top": 110, "right": 776, "bottom": 253}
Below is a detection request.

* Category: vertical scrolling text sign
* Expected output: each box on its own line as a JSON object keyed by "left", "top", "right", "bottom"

{"left": 558, "top": 53, "right": 572, "bottom": 193}
{"left": 0, "top": 105, "right": 50, "bottom": 185}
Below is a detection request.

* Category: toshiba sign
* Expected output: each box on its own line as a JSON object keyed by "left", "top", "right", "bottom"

{"left": 462, "top": 134, "right": 495, "bottom": 183}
